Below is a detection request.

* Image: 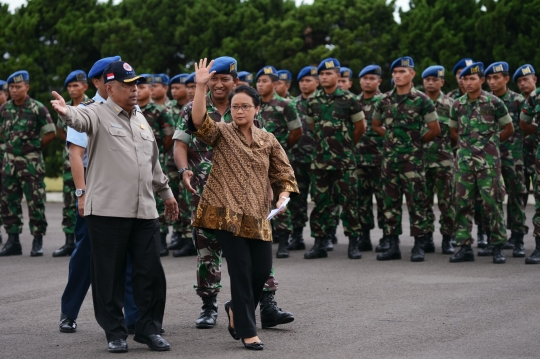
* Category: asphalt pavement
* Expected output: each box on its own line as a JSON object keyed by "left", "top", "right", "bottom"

{"left": 1, "top": 202, "right": 540, "bottom": 359}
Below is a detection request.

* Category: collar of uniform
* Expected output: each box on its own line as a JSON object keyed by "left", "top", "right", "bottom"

{"left": 460, "top": 90, "right": 488, "bottom": 104}
{"left": 359, "top": 92, "right": 378, "bottom": 102}
{"left": 206, "top": 92, "right": 231, "bottom": 115}
{"left": 389, "top": 86, "right": 419, "bottom": 101}
{"left": 315, "top": 87, "right": 344, "bottom": 99}
{"left": 106, "top": 97, "right": 138, "bottom": 118}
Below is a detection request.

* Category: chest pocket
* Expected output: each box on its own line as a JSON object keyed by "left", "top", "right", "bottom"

{"left": 140, "top": 131, "right": 155, "bottom": 155}
{"left": 109, "top": 126, "right": 129, "bottom": 152}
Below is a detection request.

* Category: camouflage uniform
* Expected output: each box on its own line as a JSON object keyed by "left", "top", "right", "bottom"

{"left": 56, "top": 96, "right": 88, "bottom": 235}
{"left": 448, "top": 88, "right": 466, "bottom": 100}
{"left": 0, "top": 96, "right": 55, "bottom": 235}
{"left": 449, "top": 90, "right": 511, "bottom": 246}
{"left": 523, "top": 134, "right": 537, "bottom": 203}
{"left": 174, "top": 94, "right": 278, "bottom": 297}
{"left": 373, "top": 87, "right": 438, "bottom": 236}
{"left": 260, "top": 93, "right": 301, "bottom": 235}
{"left": 306, "top": 88, "right": 364, "bottom": 238}
{"left": 424, "top": 92, "right": 456, "bottom": 236}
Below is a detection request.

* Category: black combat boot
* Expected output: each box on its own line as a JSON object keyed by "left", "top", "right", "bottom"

{"left": 512, "top": 233, "right": 525, "bottom": 258}
{"left": 159, "top": 233, "right": 169, "bottom": 257}
{"left": 525, "top": 237, "right": 540, "bottom": 264}
{"left": 0, "top": 231, "right": 3, "bottom": 244}
{"left": 375, "top": 235, "right": 390, "bottom": 253}
{"left": 275, "top": 231, "right": 290, "bottom": 259}
{"left": 288, "top": 227, "right": 306, "bottom": 250}
{"left": 450, "top": 236, "right": 457, "bottom": 247}
{"left": 492, "top": 245, "right": 506, "bottom": 264}
{"left": 195, "top": 296, "right": 218, "bottom": 329}
{"left": 358, "top": 229, "right": 373, "bottom": 251}
{"left": 423, "top": 232, "right": 435, "bottom": 253}
{"left": 53, "top": 233, "right": 76, "bottom": 257}
{"left": 260, "top": 291, "right": 294, "bottom": 329}
{"left": 477, "top": 224, "right": 488, "bottom": 248}
{"left": 376, "top": 235, "right": 401, "bottom": 261}
{"left": 329, "top": 227, "right": 338, "bottom": 244}
{"left": 503, "top": 232, "right": 517, "bottom": 250}
{"left": 173, "top": 237, "right": 197, "bottom": 257}
{"left": 478, "top": 244, "right": 494, "bottom": 256}
{"left": 168, "top": 232, "right": 183, "bottom": 250}
{"left": 0, "top": 234, "right": 22, "bottom": 256}
{"left": 441, "top": 235, "right": 455, "bottom": 255}
{"left": 325, "top": 236, "right": 334, "bottom": 251}
{"left": 411, "top": 236, "right": 425, "bottom": 262}
{"left": 348, "top": 236, "right": 362, "bottom": 259}
{"left": 30, "top": 235, "right": 43, "bottom": 257}
{"left": 304, "top": 237, "right": 328, "bottom": 259}
{"left": 272, "top": 231, "right": 279, "bottom": 244}
{"left": 449, "top": 245, "right": 474, "bottom": 262}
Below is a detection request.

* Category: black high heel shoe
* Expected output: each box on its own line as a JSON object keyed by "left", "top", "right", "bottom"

{"left": 224, "top": 301, "right": 239, "bottom": 340}
{"left": 241, "top": 338, "right": 264, "bottom": 351}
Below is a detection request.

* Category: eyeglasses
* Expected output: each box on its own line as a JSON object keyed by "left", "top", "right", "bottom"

{"left": 231, "top": 105, "right": 256, "bottom": 112}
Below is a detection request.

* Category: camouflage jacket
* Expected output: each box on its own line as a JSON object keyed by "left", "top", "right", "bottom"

{"left": 424, "top": 92, "right": 454, "bottom": 168}
{"left": 167, "top": 99, "right": 189, "bottom": 169}
{"left": 356, "top": 92, "right": 383, "bottom": 167}
{"left": 289, "top": 95, "right": 316, "bottom": 163}
{"left": 56, "top": 96, "right": 89, "bottom": 170}
{"left": 520, "top": 88, "right": 540, "bottom": 163}
{"left": 306, "top": 88, "right": 364, "bottom": 170}
{"left": 497, "top": 90, "right": 525, "bottom": 167}
{"left": 140, "top": 101, "right": 175, "bottom": 167}
{"left": 447, "top": 88, "right": 466, "bottom": 100}
{"left": 449, "top": 90, "right": 512, "bottom": 171}
{"left": 373, "top": 87, "right": 438, "bottom": 164}
{"left": 260, "top": 92, "right": 301, "bottom": 151}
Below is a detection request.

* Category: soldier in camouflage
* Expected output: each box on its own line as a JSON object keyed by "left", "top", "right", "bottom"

{"left": 305, "top": 57, "right": 366, "bottom": 260}
{"left": 152, "top": 73, "right": 172, "bottom": 108}
{"left": 0, "top": 70, "right": 56, "bottom": 257}
{"left": 256, "top": 66, "right": 302, "bottom": 258}
{"left": 53, "top": 70, "right": 89, "bottom": 257}
{"left": 338, "top": 67, "right": 354, "bottom": 92}
{"left": 237, "top": 71, "right": 253, "bottom": 87}
{"left": 421, "top": 66, "right": 456, "bottom": 255}
{"left": 448, "top": 58, "right": 474, "bottom": 100}
{"left": 173, "top": 56, "right": 294, "bottom": 330}
{"left": 485, "top": 62, "right": 528, "bottom": 257}
{"left": 275, "top": 70, "right": 294, "bottom": 101}
{"left": 0, "top": 80, "right": 8, "bottom": 244}
{"left": 372, "top": 57, "right": 441, "bottom": 262}
{"left": 449, "top": 62, "right": 514, "bottom": 264}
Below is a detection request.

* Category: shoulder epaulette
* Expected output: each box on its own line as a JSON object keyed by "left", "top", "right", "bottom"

{"left": 81, "top": 99, "right": 95, "bottom": 106}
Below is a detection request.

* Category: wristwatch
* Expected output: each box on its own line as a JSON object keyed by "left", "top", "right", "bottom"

{"left": 178, "top": 168, "right": 189, "bottom": 178}
{"left": 75, "top": 189, "right": 86, "bottom": 197}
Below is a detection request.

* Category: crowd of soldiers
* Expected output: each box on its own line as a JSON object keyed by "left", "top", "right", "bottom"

{"left": 1, "top": 55, "right": 540, "bottom": 270}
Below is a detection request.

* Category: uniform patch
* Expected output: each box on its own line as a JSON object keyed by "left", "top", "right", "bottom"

{"left": 480, "top": 106, "right": 495, "bottom": 116}
{"left": 81, "top": 99, "right": 95, "bottom": 106}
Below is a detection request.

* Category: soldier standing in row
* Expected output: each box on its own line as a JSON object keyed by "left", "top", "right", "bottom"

{"left": 152, "top": 74, "right": 171, "bottom": 107}
{"left": 0, "top": 80, "right": 9, "bottom": 244}
{"left": 448, "top": 58, "right": 474, "bottom": 100}
{"left": 0, "top": 70, "right": 56, "bottom": 257}
{"left": 275, "top": 70, "right": 294, "bottom": 100}
{"left": 338, "top": 67, "right": 353, "bottom": 92}
{"left": 237, "top": 71, "right": 253, "bottom": 87}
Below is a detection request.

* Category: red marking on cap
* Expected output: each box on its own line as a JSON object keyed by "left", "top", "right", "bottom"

{"left": 123, "top": 63, "right": 133, "bottom": 71}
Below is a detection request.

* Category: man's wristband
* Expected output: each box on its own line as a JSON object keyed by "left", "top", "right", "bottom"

{"left": 178, "top": 168, "right": 189, "bottom": 177}
{"left": 279, "top": 196, "right": 289, "bottom": 200}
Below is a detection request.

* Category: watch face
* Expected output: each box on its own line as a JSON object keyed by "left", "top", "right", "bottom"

{"left": 76, "top": 189, "right": 83, "bottom": 197}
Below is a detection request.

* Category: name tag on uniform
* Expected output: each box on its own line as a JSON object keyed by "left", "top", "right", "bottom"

{"left": 480, "top": 106, "right": 494, "bottom": 116}
{"left": 111, "top": 123, "right": 122, "bottom": 129}
{"left": 404, "top": 104, "right": 420, "bottom": 112}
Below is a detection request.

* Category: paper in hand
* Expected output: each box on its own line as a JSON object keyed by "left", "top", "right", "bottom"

{"left": 266, "top": 197, "right": 290, "bottom": 220}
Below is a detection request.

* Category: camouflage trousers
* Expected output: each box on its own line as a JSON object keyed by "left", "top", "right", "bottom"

{"left": 524, "top": 134, "right": 537, "bottom": 206}
{"left": 501, "top": 163, "right": 528, "bottom": 234}
{"left": 289, "top": 162, "right": 311, "bottom": 229}
{"left": 193, "top": 226, "right": 278, "bottom": 297}
{"left": 310, "top": 169, "right": 361, "bottom": 237}
{"left": 159, "top": 170, "right": 192, "bottom": 237}
{"left": 454, "top": 168, "right": 506, "bottom": 246}
{"left": 425, "top": 166, "right": 456, "bottom": 236}
{"left": 381, "top": 161, "right": 428, "bottom": 237}
{"left": 356, "top": 165, "right": 384, "bottom": 231}
{"left": 61, "top": 167, "right": 76, "bottom": 234}
{"left": 531, "top": 156, "right": 540, "bottom": 237}
{"left": 272, "top": 207, "right": 292, "bottom": 233}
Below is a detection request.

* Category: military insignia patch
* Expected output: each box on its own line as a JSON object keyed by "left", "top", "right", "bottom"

{"left": 13, "top": 75, "right": 24, "bottom": 83}
{"left": 81, "top": 99, "right": 95, "bottom": 106}
{"left": 230, "top": 62, "right": 236, "bottom": 72}
{"left": 401, "top": 59, "right": 410, "bottom": 67}
{"left": 493, "top": 64, "right": 504, "bottom": 72}
{"left": 154, "top": 76, "right": 162, "bottom": 83}
{"left": 279, "top": 73, "right": 287, "bottom": 80}
{"left": 325, "top": 61, "right": 335, "bottom": 69}
{"left": 522, "top": 66, "right": 532, "bottom": 75}
{"left": 343, "top": 71, "right": 350, "bottom": 77}
{"left": 374, "top": 68, "right": 382, "bottom": 75}
{"left": 470, "top": 66, "right": 479, "bottom": 74}
{"left": 465, "top": 60, "right": 473, "bottom": 66}
{"left": 76, "top": 73, "right": 86, "bottom": 81}
{"left": 246, "top": 74, "right": 253, "bottom": 81}
{"left": 310, "top": 68, "right": 317, "bottom": 75}
{"left": 141, "top": 123, "right": 145, "bottom": 130}
{"left": 438, "top": 70, "right": 445, "bottom": 77}
{"left": 123, "top": 63, "right": 133, "bottom": 71}
{"left": 264, "top": 67, "right": 273, "bottom": 74}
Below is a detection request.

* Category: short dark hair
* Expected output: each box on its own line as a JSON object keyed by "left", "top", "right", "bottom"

{"left": 500, "top": 71, "right": 509, "bottom": 77}
{"left": 230, "top": 85, "right": 261, "bottom": 106}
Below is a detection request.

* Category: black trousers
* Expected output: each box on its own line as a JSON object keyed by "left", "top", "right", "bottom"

{"left": 215, "top": 230, "right": 272, "bottom": 338}
{"left": 86, "top": 215, "right": 166, "bottom": 342}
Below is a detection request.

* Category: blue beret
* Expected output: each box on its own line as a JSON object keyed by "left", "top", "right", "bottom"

{"left": 358, "top": 65, "right": 382, "bottom": 78}
{"left": 485, "top": 61, "right": 509, "bottom": 77}
{"left": 7, "top": 70, "right": 29, "bottom": 84}
{"left": 185, "top": 72, "right": 196, "bottom": 85}
{"left": 210, "top": 56, "right": 237, "bottom": 75}
{"left": 256, "top": 66, "right": 278, "bottom": 80}
{"left": 297, "top": 66, "right": 318, "bottom": 81}
{"left": 459, "top": 62, "right": 484, "bottom": 78}
{"left": 238, "top": 71, "right": 253, "bottom": 83}
{"left": 88, "top": 56, "right": 121, "bottom": 79}
{"left": 170, "top": 73, "right": 190, "bottom": 85}
{"left": 452, "top": 58, "right": 474, "bottom": 75}
{"left": 64, "top": 70, "right": 87, "bottom": 87}
{"left": 0, "top": 80, "right": 7, "bottom": 91}
{"left": 317, "top": 58, "right": 340, "bottom": 74}
{"left": 421, "top": 65, "right": 445, "bottom": 79}
{"left": 390, "top": 57, "right": 414, "bottom": 72}
{"left": 340, "top": 67, "right": 353, "bottom": 79}
{"left": 513, "top": 64, "right": 536, "bottom": 82}
{"left": 277, "top": 70, "right": 292, "bottom": 81}
{"left": 136, "top": 74, "right": 154, "bottom": 85}
{"left": 153, "top": 74, "right": 170, "bottom": 84}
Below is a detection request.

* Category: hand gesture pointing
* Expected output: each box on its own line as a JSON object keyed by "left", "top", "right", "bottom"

{"left": 194, "top": 58, "right": 215, "bottom": 86}
{"left": 50, "top": 91, "right": 68, "bottom": 116}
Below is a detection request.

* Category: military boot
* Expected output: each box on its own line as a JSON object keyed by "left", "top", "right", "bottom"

{"left": 503, "top": 232, "right": 517, "bottom": 250}
{"left": 512, "top": 233, "right": 525, "bottom": 258}
{"left": 525, "top": 237, "right": 540, "bottom": 264}
{"left": 173, "top": 237, "right": 197, "bottom": 257}
{"left": 449, "top": 245, "right": 474, "bottom": 262}
{"left": 195, "top": 296, "right": 218, "bottom": 329}
{"left": 492, "top": 245, "right": 506, "bottom": 264}
{"left": 0, "top": 232, "right": 3, "bottom": 244}
{"left": 477, "top": 224, "right": 488, "bottom": 248}
{"left": 358, "top": 229, "right": 373, "bottom": 251}
{"left": 375, "top": 235, "right": 390, "bottom": 253}
{"left": 376, "top": 235, "right": 401, "bottom": 261}
{"left": 325, "top": 236, "right": 334, "bottom": 251}
{"left": 260, "top": 291, "right": 294, "bottom": 328}
{"left": 450, "top": 236, "right": 457, "bottom": 247}
{"left": 275, "top": 231, "right": 290, "bottom": 259}
{"left": 478, "top": 244, "right": 494, "bottom": 256}
{"left": 30, "top": 235, "right": 43, "bottom": 257}
{"left": 168, "top": 232, "right": 183, "bottom": 250}
{"left": 348, "top": 236, "right": 362, "bottom": 259}
{"left": 52, "top": 233, "right": 76, "bottom": 257}
{"left": 411, "top": 236, "right": 425, "bottom": 262}
{"left": 441, "top": 235, "right": 455, "bottom": 255}
{"left": 423, "top": 232, "right": 435, "bottom": 253}
{"left": 159, "top": 233, "right": 169, "bottom": 257}
{"left": 288, "top": 227, "right": 306, "bottom": 250}
{"left": 329, "top": 227, "right": 338, "bottom": 244}
{"left": 0, "top": 234, "right": 22, "bottom": 256}
{"left": 304, "top": 237, "right": 328, "bottom": 259}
